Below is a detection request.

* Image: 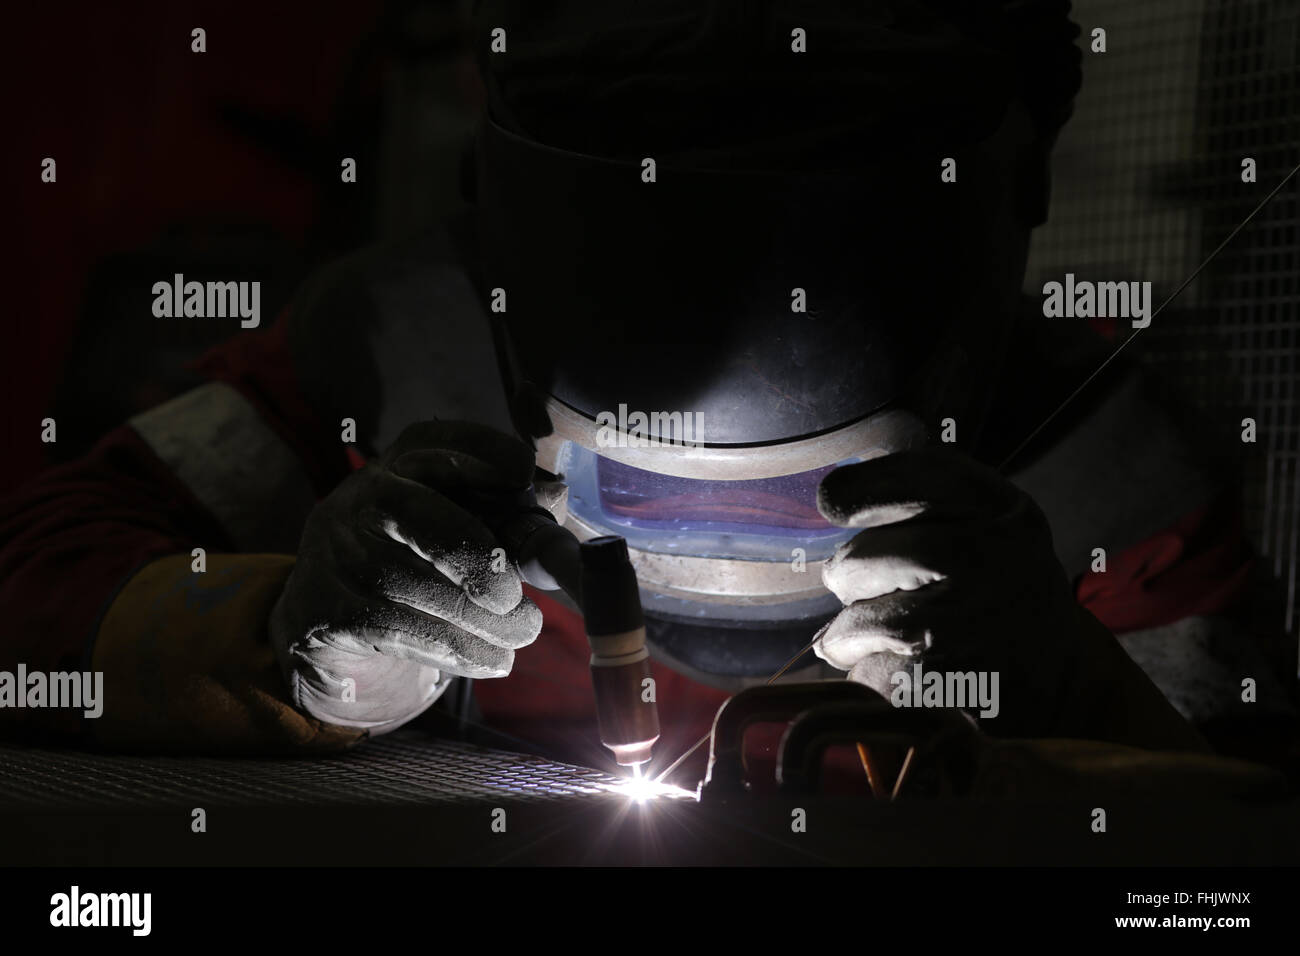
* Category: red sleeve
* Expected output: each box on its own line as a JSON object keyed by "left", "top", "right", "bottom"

{"left": 0, "top": 425, "right": 226, "bottom": 738}
{"left": 1076, "top": 495, "right": 1255, "bottom": 633}
{"left": 0, "top": 309, "right": 345, "bottom": 743}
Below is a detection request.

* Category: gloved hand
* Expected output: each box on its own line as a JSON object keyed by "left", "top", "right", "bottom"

{"left": 270, "top": 421, "right": 544, "bottom": 734}
{"left": 812, "top": 447, "right": 1206, "bottom": 750}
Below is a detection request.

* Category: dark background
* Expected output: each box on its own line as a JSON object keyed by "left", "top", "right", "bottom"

{"left": 6, "top": 0, "right": 480, "bottom": 486}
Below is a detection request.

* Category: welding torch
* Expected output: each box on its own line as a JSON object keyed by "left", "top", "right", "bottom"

{"left": 483, "top": 492, "right": 661, "bottom": 775}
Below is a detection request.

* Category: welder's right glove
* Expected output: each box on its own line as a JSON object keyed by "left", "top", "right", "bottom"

{"left": 269, "top": 421, "right": 543, "bottom": 734}
{"left": 812, "top": 447, "right": 1207, "bottom": 752}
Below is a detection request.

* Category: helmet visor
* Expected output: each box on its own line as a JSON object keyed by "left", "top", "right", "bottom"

{"left": 563, "top": 445, "right": 857, "bottom": 562}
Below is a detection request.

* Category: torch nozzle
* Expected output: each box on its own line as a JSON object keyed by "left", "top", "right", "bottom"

{"left": 580, "top": 536, "right": 660, "bottom": 771}
{"left": 496, "top": 510, "right": 660, "bottom": 772}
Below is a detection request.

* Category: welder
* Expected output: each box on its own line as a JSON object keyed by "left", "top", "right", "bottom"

{"left": 1, "top": 0, "right": 1292, "bottom": 784}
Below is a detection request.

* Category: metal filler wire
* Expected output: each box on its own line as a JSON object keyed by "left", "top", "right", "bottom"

{"left": 653, "top": 630, "right": 823, "bottom": 785}
{"left": 998, "top": 160, "right": 1300, "bottom": 473}
{"left": 653, "top": 160, "right": 1300, "bottom": 791}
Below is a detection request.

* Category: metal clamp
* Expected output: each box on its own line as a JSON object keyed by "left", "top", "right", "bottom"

{"left": 700, "top": 681, "right": 985, "bottom": 800}
{"left": 777, "top": 699, "right": 982, "bottom": 797}
{"left": 702, "top": 681, "right": 882, "bottom": 797}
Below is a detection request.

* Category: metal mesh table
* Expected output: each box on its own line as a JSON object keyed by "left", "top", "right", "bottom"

{"left": 0, "top": 732, "right": 626, "bottom": 809}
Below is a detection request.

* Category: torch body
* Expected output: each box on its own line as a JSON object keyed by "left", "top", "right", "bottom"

{"left": 579, "top": 535, "right": 661, "bottom": 768}
{"left": 493, "top": 504, "right": 659, "bottom": 769}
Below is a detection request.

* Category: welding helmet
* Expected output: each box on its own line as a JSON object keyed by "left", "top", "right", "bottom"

{"left": 467, "top": 0, "right": 1081, "bottom": 685}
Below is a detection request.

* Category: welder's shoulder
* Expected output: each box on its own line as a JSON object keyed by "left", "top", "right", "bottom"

{"left": 287, "top": 225, "right": 489, "bottom": 367}
{"left": 290, "top": 227, "right": 468, "bottom": 325}
{"left": 285, "top": 224, "right": 514, "bottom": 454}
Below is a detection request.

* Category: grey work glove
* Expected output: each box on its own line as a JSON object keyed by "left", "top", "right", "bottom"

{"left": 812, "top": 447, "right": 1204, "bottom": 748}
{"left": 270, "top": 421, "right": 543, "bottom": 734}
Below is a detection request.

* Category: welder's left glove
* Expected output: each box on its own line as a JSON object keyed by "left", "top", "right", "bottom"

{"left": 812, "top": 447, "right": 1207, "bottom": 751}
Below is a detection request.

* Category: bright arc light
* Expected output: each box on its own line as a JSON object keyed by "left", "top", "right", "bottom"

{"left": 626, "top": 772, "right": 655, "bottom": 803}
{"left": 603, "top": 767, "right": 697, "bottom": 803}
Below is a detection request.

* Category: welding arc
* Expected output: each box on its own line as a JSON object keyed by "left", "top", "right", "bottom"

{"left": 997, "top": 159, "right": 1300, "bottom": 473}
{"left": 654, "top": 159, "right": 1300, "bottom": 790}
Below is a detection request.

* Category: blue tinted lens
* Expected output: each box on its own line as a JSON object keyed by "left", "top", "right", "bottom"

{"left": 561, "top": 444, "right": 857, "bottom": 561}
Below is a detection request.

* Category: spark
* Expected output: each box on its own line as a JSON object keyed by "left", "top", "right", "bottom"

{"left": 604, "top": 763, "right": 697, "bottom": 803}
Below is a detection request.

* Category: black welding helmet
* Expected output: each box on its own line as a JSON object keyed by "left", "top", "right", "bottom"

{"left": 468, "top": 0, "right": 1081, "bottom": 685}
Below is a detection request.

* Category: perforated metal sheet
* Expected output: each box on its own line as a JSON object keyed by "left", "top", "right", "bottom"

{"left": 0, "top": 732, "right": 626, "bottom": 809}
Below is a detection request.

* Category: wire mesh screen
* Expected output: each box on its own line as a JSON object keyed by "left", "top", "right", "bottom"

{"left": 1024, "top": 0, "right": 1300, "bottom": 638}
{"left": 0, "top": 733, "right": 626, "bottom": 809}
